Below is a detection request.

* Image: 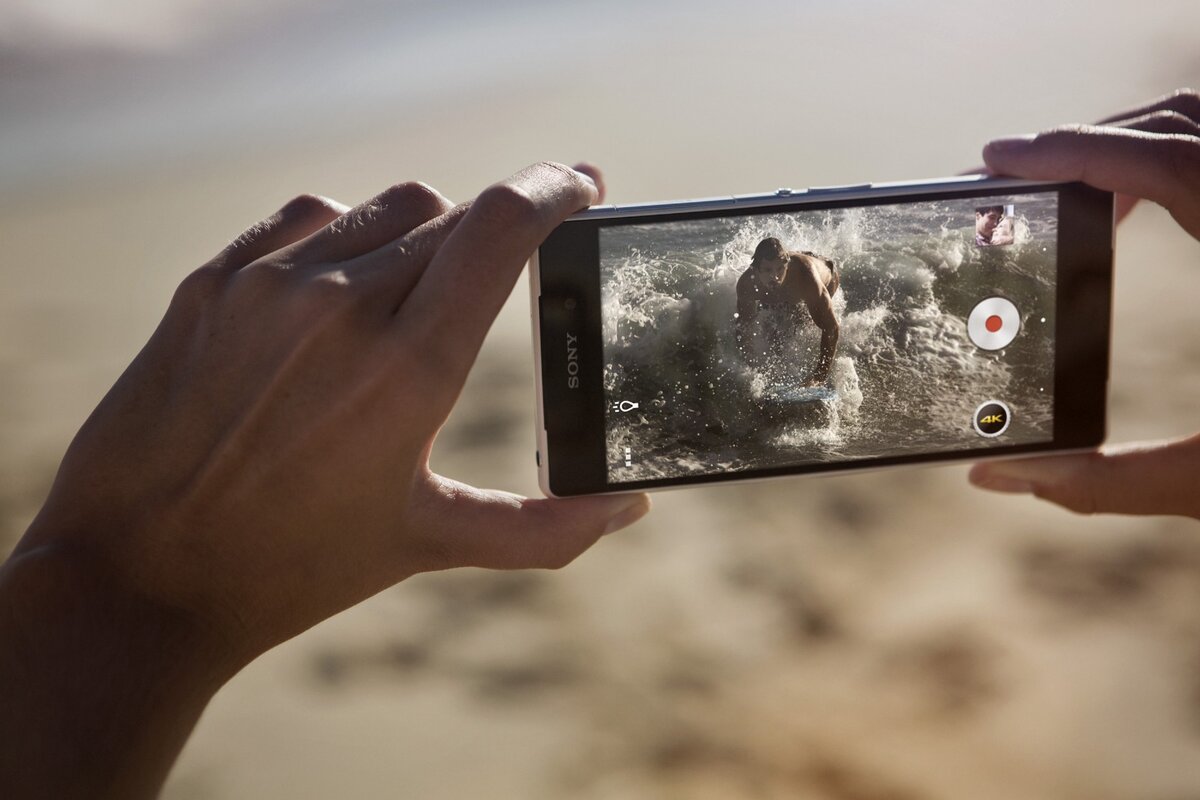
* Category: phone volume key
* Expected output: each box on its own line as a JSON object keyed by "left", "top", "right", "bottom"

{"left": 806, "top": 183, "right": 873, "bottom": 194}
{"left": 571, "top": 204, "right": 618, "bottom": 220}
{"left": 733, "top": 190, "right": 808, "bottom": 203}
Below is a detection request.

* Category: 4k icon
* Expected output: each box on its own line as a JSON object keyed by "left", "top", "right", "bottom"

{"left": 973, "top": 401, "right": 1012, "bottom": 437}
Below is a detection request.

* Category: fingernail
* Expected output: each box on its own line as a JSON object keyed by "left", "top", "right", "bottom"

{"left": 572, "top": 168, "right": 598, "bottom": 192}
{"left": 603, "top": 495, "right": 651, "bottom": 535}
{"left": 985, "top": 134, "right": 1037, "bottom": 153}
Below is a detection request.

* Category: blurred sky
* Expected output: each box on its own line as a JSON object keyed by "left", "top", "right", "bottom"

{"left": 3, "top": 0, "right": 1199, "bottom": 194}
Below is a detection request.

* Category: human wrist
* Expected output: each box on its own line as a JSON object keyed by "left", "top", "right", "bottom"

{"left": 0, "top": 535, "right": 243, "bottom": 798}
{"left": 1, "top": 534, "right": 245, "bottom": 690}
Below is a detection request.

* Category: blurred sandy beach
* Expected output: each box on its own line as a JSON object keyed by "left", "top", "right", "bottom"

{"left": 3, "top": 1, "right": 1200, "bottom": 797}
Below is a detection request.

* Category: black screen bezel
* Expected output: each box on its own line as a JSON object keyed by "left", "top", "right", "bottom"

{"left": 537, "top": 181, "right": 1112, "bottom": 496}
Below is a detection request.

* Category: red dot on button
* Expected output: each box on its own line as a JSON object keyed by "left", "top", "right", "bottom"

{"left": 985, "top": 314, "right": 1003, "bottom": 333}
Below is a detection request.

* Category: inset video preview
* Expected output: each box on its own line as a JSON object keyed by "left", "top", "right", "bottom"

{"left": 599, "top": 193, "right": 1058, "bottom": 483}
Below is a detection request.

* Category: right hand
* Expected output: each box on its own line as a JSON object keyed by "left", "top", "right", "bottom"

{"left": 968, "top": 89, "right": 1200, "bottom": 519}
{"left": 12, "top": 161, "right": 651, "bottom": 673}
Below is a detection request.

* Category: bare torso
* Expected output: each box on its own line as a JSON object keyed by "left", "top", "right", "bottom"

{"left": 736, "top": 251, "right": 839, "bottom": 315}
{"left": 735, "top": 250, "right": 841, "bottom": 384}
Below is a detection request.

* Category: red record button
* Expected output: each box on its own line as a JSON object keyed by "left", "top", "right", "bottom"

{"left": 968, "top": 297, "right": 1020, "bottom": 351}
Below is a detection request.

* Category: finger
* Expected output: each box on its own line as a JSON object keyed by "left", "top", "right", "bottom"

{"left": 398, "top": 161, "right": 599, "bottom": 384}
{"left": 209, "top": 194, "right": 350, "bottom": 272}
{"left": 968, "top": 434, "right": 1200, "bottom": 519}
{"left": 982, "top": 125, "right": 1200, "bottom": 238}
{"left": 1108, "top": 111, "right": 1200, "bottom": 223}
{"left": 1095, "top": 87, "right": 1200, "bottom": 126}
{"left": 288, "top": 181, "right": 453, "bottom": 264}
{"left": 342, "top": 201, "right": 472, "bottom": 312}
{"left": 407, "top": 475, "right": 650, "bottom": 572}
{"left": 572, "top": 162, "right": 607, "bottom": 203}
{"left": 1112, "top": 109, "right": 1200, "bottom": 138}
{"left": 350, "top": 158, "right": 608, "bottom": 303}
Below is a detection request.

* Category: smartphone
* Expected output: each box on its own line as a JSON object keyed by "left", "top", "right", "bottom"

{"left": 530, "top": 175, "right": 1113, "bottom": 497}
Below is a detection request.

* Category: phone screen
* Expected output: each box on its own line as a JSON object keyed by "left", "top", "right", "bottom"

{"left": 598, "top": 191, "right": 1059, "bottom": 484}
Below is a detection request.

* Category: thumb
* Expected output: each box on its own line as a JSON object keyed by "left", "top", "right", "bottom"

{"left": 410, "top": 475, "right": 651, "bottom": 571}
{"left": 968, "top": 435, "right": 1200, "bottom": 519}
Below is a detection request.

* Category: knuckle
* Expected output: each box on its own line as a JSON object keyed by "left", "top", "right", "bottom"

{"left": 386, "top": 181, "right": 448, "bottom": 215}
{"left": 474, "top": 182, "right": 540, "bottom": 227}
{"left": 280, "top": 192, "right": 337, "bottom": 219}
{"left": 1171, "top": 87, "right": 1200, "bottom": 114}
{"left": 535, "top": 160, "right": 592, "bottom": 200}
{"left": 1166, "top": 137, "right": 1200, "bottom": 184}
{"left": 1043, "top": 123, "right": 1089, "bottom": 142}
{"left": 1035, "top": 482, "right": 1097, "bottom": 516}
{"left": 533, "top": 159, "right": 575, "bottom": 182}
{"left": 1138, "top": 110, "right": 1200, "bottom": 140}
{"left": 544, "top": 549, "right": 581, "bottom": 570}
{"left": 1145, "top": 109, "right": 1190, "bottom": 126}
{"left": 238, "top": 258, "right": 296, "bottom": 290}
{"left": 227, "top": 218, "right": 271, "bottom": 254}
{"left": 171, "top": 265, "right": 225, "bottom": 308}
{"left": 331, "top": 182, "right": 448, "bottom": 236}
{"left": 329, "top": 202, "right": 376, "bottom": 235}
{"left": 300, "top": 270, "right": 359, "bottom": 310}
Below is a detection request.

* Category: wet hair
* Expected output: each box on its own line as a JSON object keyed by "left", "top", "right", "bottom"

{"left": 751, "top": 237, "right": 787, "bottom": 268}
{"left": 976, "top": 205, "right": 1004, "bottom": 217}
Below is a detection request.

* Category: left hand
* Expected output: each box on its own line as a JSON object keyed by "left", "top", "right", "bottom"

{"left": 967, "top": 89, "right": 1200, "bottom": 519}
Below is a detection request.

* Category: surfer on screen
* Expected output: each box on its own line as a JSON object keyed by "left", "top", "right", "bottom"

{"left": 735, "top": 237, "right": 841, "bottom": 386}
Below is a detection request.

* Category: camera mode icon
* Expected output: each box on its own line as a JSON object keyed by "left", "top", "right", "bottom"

{"left": 973, "top": 400, "right": 1012, "bottom": 438}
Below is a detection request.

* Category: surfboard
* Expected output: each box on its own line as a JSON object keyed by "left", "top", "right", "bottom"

{"left": 762, "top": 383, "right": 839, "bottom": 405}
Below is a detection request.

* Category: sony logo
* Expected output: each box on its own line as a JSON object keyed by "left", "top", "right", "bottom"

{"left": 566, "top": 332, "right": 579, "bottom": 389}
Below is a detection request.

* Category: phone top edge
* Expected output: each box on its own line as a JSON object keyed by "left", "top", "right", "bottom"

{"left": 569, "top": 176, "right": 1056, "bottom": 221}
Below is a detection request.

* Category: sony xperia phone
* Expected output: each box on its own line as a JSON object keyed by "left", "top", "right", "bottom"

{"left": 531, "top": 175, "right": 1113, "bottom": 496}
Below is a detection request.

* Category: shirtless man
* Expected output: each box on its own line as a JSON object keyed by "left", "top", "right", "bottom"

{"left": 735, "top": 237, "right": 840, "bottom": 385}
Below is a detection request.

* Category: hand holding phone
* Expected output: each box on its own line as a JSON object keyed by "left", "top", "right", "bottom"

{"left": 1, "top": 163, "right": 651, "bottom": 798}
{"left": 969, "top": 88, "right": 1200, "bottom": 519}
